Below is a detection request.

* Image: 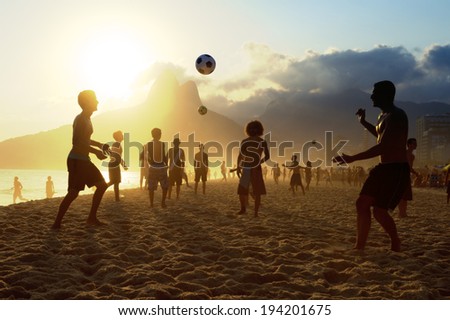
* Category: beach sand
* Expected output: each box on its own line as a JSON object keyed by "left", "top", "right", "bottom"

{"left": 0, "top": 179, "right": 449, "bottom": 299}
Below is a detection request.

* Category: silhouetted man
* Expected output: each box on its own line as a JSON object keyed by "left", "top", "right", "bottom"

{"left": 334, "top": 81, "right": 409, "bottom": 252}
{"left": 52, "top": 90, "right": 109, "bottom": 229}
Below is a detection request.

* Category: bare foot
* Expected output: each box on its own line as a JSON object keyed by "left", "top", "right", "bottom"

{"left": 51, "top": 223, "right": 61, "bottom": 230}
{"left": 391, "top": 238, "right": 401, "bottom": 252}
{"left": 86, "top": 218, "right": 107, "bottom": 227}
{"left": 161, "top": 203, "right": 167, "bottom": 208}
{"left": 237, "top": 210, "right": 246, "bottom": 215}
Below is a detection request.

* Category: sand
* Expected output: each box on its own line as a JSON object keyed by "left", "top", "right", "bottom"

{"left": 0, "top": 179, "right": 449, "bottom": 299}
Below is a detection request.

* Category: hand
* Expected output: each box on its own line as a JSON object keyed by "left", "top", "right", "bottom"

{"left": 95, "top": 149, "right": 107, "bottom": 160}
{"left": 333, "top": 153, "right": 354, "bottom": 165}
{"left": 102, "top": 143, "right": 110, "bottom": 155}
{"left": 355, "top": 108, "right": 366, "bottom": 123}
{"left": 237, "top": 168, "right": 242, "bottom": 178}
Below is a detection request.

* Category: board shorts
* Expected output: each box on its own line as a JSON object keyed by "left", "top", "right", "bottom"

{"left": 169, "top": 167, "right": 183, "bottom": 186}
{"left": 360, "top": 162, "right": 410, "bottom": 210}
{"left": 238, "top": 166, "right": 266, "bottom": 196}
{"left": 195, "top": 167, "right": 208, "bottom": 182}
{"left": 108, "top": 166, "right": 121, "bottom": 184}
{"left": 148, "top": 164, "right": 169, "bottom": 191}
{"left": 67, "top": 157, "right": 105, "bottom": 191}
{"left": 402, "top": 183, "right": 413, "bottom": 201}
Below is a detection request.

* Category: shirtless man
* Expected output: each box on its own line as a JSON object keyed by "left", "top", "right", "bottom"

{"left": 52, "top": 90, "right": 109, "bottom": 229}
{"left": 167, "top": 138, "right": 185, "bottom": 199}
{"left": 145, "top": 128, "right": 168, "bottom": 208}
{"left": 334, "top": 81, "right": 409, "bottom": 252}
{"left": 194, "top": 144, "right": 209, "bottom": 195}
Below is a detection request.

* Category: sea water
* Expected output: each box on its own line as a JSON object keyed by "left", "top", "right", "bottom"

{"left": 0, "top": 169, "right": 141, "bottom": 206}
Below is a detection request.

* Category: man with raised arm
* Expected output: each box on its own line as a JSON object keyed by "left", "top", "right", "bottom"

{"left": 334, "top": 81, "right": 409, "bottom": 252}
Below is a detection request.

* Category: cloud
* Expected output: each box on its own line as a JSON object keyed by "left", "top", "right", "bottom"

{"left": 422, "top": 44, "right": 450, "bottom": 72}
{"left": 211, "top": 43, "right": 450, "bottom": 115}
{"left": 271, "top": 45, "right": 423, "bottom": 94}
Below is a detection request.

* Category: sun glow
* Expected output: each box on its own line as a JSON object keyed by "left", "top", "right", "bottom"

{"left": 77, "top": 28, "right": 151, "bottom": 101}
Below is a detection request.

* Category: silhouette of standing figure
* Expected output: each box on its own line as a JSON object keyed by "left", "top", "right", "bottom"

{"left": 46, "top": 176, "right": 55, "bottom": 199}
{"left": 52, "top": 90, "right": 110, "bottom": 229}
{"left": 12, "top": 176, "right": 27, "bottom": 203}
{"left": 108, "top": 130, "right": 128, "bottom": 202}
{"left": 236, "top": 120, "right": 270, "bottom": 217}
{"left": 334, "top": 81, "right": 409, "bottom": 252}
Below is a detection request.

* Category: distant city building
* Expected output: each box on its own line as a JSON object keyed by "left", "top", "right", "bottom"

{"left": 416, "top": 113, "right": 450, "bottom": 166}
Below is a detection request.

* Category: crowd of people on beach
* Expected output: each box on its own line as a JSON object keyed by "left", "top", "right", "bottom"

{"left": 7, "top": 82, "right": 450, "bottom": 252}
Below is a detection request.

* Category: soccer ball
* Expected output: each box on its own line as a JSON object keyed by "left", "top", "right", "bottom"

{"left": 198, "top": 105, "right": 208, "bottom": 115}
{"left": 195, "top": 54, "right": 216, "bottom": 75}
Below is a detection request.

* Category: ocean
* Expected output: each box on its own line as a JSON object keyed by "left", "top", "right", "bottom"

{"left": 0, "top": 168, "right": 141, "bottom": 207}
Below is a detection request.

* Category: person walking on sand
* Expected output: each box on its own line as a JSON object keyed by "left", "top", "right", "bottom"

{"left": 46, "top": 176, "right": 55, "bottom": 199}
{"left": 12, "top": 176, "right": 27, "bottom": 204}
{"left": 236, "top": 120, "right": 270, "bottom": 217}
{"left": 108, "top": 130, "right": 128, "bottom": 202}
{"left": 220, "top": 160, "right": 228, "bottom": 182}
{"left": 194, "top": 144, "right": 209, "bottom": 195}
{"left": 305, "top": 161, "right": 312, "bottom": 191}
{"left": 397, "top": 138, "right": 418, "bottom": 218}
{"left": 144, "top": 128, "right": 169, "bottom": 208}
{"left": 272, "top": 163, "right": 281, "bottom": 184}
{"left": 52, "top": 90, "right": 110, "bottom": 229}
{"left": 283, "top": 154, "right": 305, "bottom": 195}
{"left": 167, "top": 137, "right": 185, "bottom": 200}
{"left": 334, "top": 80, "right": 409, "bottom": 252}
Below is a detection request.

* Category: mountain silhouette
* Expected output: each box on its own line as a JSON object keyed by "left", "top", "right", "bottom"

{"left": 1, "top": 71, "right": 449, "bottom": 170}
{"left": 0, "top": 70, "right": 244, "bottom": 169}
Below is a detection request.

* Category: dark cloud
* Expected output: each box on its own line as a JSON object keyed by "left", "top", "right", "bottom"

{"left": 271, "top": 46, "right": 422, "bottom": 94}
{"left": 423, "top": 44, "right": 450, "bottom": 71}
{"left": 213, "top": 44, "right": 450, "bottom": 120}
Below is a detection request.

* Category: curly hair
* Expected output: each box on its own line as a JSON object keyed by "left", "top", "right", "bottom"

{"left": 245, "top": 120, "right": 264, "bottom": 137}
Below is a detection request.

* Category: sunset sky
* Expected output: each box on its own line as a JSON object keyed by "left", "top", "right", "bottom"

{"left": 1, "top": 0, "right": 449, "bottom": 141}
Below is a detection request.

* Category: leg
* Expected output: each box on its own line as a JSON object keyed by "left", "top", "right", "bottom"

{"left": 398, "top": 199, "right": 407, "bottom": 218}
{"left": 114, "top": 183, "right": 120, "bottom": 201}
{"left": 299, "top": 182, "right": 305, "bottom": 195}
{"left": 148, "top": 190, "right": 154, "bottom": 207}
{"left": 254, "top": 194, "right": 261, "bottom": 217}
{"left": 86, "top": 182, "right": 107, "bottom": 226}
{"left": 238, "top": 194, "right": 247, "bottom": 214}
{"left": 355, "top": 195, "right": 373, "bottom": 250}
{"left": 373, "top": 207, "right": 401, "bottom": 252}
{"left": 176, "top": 184, "right": 180, "bottom": 199}
{"left": 202, "top": 181, "right": 206, "bottom": 195}
{"left": 194, "top": 182, "right": 198, "bottom": 194}
{"left": 161, "top": 188, "right": 168, "bottom": 208}
{"left": 52, "top": 189, "right": 79, "bottom": 229}
{"left": 167, "top": 184, "right": 172, "bottom": 199}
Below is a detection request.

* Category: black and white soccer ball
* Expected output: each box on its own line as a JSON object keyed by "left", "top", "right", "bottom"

{"left": 195, "top": 54, "right": 216, "bottom": 75}
{"left": 198, "top": 105, "right": 208, "bottom": 115}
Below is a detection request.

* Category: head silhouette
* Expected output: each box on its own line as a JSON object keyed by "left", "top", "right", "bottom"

{"left": 371, "top": 80, "right": 396, "bottom": 107}
{"left": 78, "top": 90, "right": 98, "bottom": 113}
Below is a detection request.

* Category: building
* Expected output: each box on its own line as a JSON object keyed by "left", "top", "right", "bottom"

{"left": 416, "top": 114, "right": 450, "bottom": 167}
